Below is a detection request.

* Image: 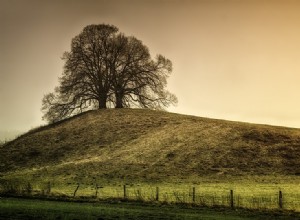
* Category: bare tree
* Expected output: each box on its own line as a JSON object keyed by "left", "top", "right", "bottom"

{"left": 110, "top": 35, "right": 177, "bottom": 109}
{"left": 42, "top": 24, "right": 118, "bottom": 122}
{"left": 42, "top": 24, "right": 177, "bottom": 123}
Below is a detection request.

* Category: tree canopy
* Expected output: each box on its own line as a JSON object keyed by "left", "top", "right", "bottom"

{"left": 42, "top": 24, "right": 177, "bottom": 122}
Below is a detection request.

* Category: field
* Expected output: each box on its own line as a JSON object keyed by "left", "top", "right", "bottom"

{"left": 2, "top": 109, "right": 300, "bottom": 180}
{"left": 1, "top": 109, "right": 300, "bottom": 218}
{"left": 1, "top": 176, "right": 300, "bottom": 212}
{"left": 0, "top": 197, "right": 299, "bottom": 220}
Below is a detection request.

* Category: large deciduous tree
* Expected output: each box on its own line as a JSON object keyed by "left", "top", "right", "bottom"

{"left": 42, "top": 24, "right": 177, "bottom": 123}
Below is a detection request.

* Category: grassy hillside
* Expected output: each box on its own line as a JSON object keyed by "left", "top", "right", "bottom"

{"left": 1, "top": 109, "right": 300, "bottom": 184}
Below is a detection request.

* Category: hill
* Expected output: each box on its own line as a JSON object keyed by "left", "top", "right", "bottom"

{"left": 1, "top": 109, "right": 300, "bottom": 184}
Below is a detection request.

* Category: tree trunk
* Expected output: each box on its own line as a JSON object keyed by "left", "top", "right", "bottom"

{"left": 115, "top": 92, "right": 123, "bottom": 108}
{"left": 98, "top": 94, "right": 107, "bottom": 109}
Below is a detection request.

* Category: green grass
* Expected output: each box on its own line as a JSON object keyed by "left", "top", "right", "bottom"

{"left": 1, "top": 177, "right": 300, "bottom": 212}
{"left": 0, "top": 197, "right": 298, "bottom": 220}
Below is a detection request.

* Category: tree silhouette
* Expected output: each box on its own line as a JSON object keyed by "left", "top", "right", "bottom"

{"left": 42, "top": 24, "right": 177, "bottom": 122}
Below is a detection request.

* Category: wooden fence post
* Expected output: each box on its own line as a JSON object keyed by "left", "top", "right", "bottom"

{"left": 279, "top": 190, "right": 283, "bottom": 209}
{"left": 73, "top": 183, "right": 80, "bottom": 197}
{"left": 192, "top": 187, "right": 196, "bottom": 203}
{"left": 95, "top": 184, "right": 99, "bottom": 197}
{"left": 156, "top": 186, "right": 159, "bottom": 201}
{"left": 230, "top": 190, "right": 234, "bottom": 209}
{"left": 95, "top": 185, "right": 104, "bottom": 198}
{"left": 123, "top": 185, "right": 127, "bottom": 199}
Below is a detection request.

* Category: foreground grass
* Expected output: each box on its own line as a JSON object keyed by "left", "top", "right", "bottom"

{"left": 1, "top": 175, "right": 300, "bottom": 212}
{"left": 1, "top": 109, "right": 300, "bottom": 217}
{"left": 0, "top": 197, "right": 299, "bottom": 220}
{"left": 2, "top": 175, "right": 299, "bottom": 212}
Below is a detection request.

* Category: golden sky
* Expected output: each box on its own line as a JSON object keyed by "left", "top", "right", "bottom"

{"left": 1, "top": 0, "right": 300, "bottom": 139}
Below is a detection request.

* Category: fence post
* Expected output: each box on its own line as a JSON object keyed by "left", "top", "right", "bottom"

{"left": 73, "top": 183, "right": 80, "bottom": 197}
{"left": 95, "top": 184, "right": 99, "bottom": 197}
{"left": 279, "top": 190, "right": 283, "bottom": 209}
{"left": 230, "top": 190, "right": 234, "bottom": 209}
{"left": 137, "top": 189, "right": 141, "bottom": 200}
{"left": 123, "top": 185, "right": 127, "bottom": 199}
{"left": 192, "top": 187, "right": 195, "bottom": 203}
{"left": 156, "top": 186, "right": 159, "bottom": 201}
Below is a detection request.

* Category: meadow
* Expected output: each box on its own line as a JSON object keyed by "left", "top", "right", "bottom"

{"left": 1, "top": 175, "right": 300, "bottom": 212}
{"left": 1, "top": 109, "right": 300, "bottom": 218}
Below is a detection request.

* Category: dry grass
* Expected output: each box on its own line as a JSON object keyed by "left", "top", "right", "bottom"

{"left": 0, "top": 108, "right": 300, "bottom": 185}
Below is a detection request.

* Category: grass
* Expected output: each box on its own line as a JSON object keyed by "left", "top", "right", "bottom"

{"left": 1, "top": 109, "right": 300, "bottom": 179}
{"left": 1, "top": 177, "right": 300, "bottom": 212}
{"left": 0, "top": 197, "right": 299, "bottom": 220}
{"left": 0, "top": 109, "right": 300, "bottom": 215}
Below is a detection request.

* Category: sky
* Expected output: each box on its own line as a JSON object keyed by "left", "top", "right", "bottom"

{"left": 1, "top": 0, "right": 300, "bottom": 140}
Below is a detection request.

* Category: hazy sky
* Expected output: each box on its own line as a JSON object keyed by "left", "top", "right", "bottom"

{"left": 1, "top": 0, "right": 300, "bottom": 139}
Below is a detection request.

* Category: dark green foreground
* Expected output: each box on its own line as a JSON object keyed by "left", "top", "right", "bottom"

{"left": 0, "top": 198, "right": 299, "bottom": 220}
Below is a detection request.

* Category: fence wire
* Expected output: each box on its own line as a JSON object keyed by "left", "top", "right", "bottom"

{"left": 0, "top": 182, "right": 299, "bottom": 212}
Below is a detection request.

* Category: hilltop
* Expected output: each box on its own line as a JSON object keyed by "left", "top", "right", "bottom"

{"left": 0, "top": 109, "right": 300, "bottom": 184}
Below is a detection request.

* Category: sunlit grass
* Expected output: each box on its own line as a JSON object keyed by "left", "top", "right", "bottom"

{"left": 2, "top": 177, "right": 299, "bottom": 212}
{"left": 1, "top": 109, "right": 300, "bottom": 216}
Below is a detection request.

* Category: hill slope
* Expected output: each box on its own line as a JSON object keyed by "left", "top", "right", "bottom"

{"left": 1, "top": 109, "right": 300, "bottom": 183}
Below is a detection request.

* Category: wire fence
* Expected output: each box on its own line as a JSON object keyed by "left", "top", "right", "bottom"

{"left": 0, "top": 182, "right": 299, "bottom": 212}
